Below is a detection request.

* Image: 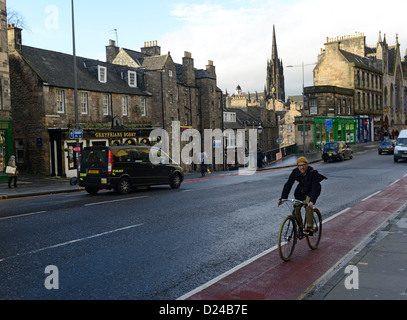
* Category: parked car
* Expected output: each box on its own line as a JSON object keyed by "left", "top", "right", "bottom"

{"left": 322, "top": 141, "right": 353, "bottom": 162}
{"left": 78, "top": 145, "right": 184, "bottom": 195}
{"left": 394, "top": 129, "right": 407, "bottom": 162}
{"left": 378, "top": 140, "right": 395, "bottom": 154}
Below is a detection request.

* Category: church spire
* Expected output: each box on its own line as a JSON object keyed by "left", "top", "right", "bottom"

{"left": 272, "top": 25, "right": 278, "bottom": 61}
{"left": 266, "top": 25, "right": 285, "bottom": 102}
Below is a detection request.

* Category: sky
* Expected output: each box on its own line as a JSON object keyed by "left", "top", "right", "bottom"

{"left": 6, "top": 0, "right": 407, "bottom": 97}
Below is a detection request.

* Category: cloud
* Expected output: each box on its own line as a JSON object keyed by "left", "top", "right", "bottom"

{"left": 161, "top": 0, "right": 407, "bottom": 97}
{"left": 13, "top": 0, "right": 407, "bottom": 98}
{"left": 163, "top": 1, "right": 281, "bottom": 92}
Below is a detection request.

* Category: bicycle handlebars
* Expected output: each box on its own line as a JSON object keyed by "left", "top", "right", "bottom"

{"left": 278, "top": 199, "right": 308, "bottom": 207}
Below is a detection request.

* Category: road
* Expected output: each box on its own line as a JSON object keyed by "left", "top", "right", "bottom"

{"left": 0, "top": 147, "right": 406, "bottom": 299}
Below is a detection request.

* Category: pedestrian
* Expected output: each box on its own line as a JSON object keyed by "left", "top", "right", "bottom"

{"left": 391, "top": 129, "right": 395, "bottom": 139}
{"left": 200, "top": 151, "right": 208, "bottom": 177}
{"left": 7, "top": 155, "right": 18, "bottom": 188}
{"left": 257, "top": 148, "right": 265, "bottom": 169}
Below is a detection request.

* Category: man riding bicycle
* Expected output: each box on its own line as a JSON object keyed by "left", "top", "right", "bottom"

{"left": 278, "top": 157, "right": 321, "bottom": 234}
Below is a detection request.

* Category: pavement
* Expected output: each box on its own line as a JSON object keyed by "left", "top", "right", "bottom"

{"left": 2, "top": 141, "right": 407, "bottom": 300}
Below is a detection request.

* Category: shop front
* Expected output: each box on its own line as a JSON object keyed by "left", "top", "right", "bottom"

{"left": 0, "top": 118, "right": 12, "bottom": 184}
{"left": 314, "top": 117, "right": 357, "bottom": 151}
{"left": 49, "top": 128, "right": 153, "bottom": 178}
{"left": 356, "top": 115, "right": 374, "bottom": 143}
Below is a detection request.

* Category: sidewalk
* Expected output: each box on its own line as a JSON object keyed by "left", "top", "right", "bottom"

{"left": 0, "top": 174, "right": 83, "bottom": 200}
{"left": 304, "top": 206, "right": 407, "bottom": 300}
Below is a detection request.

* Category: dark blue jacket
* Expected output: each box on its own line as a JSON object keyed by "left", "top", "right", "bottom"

{"left": 280, "top": 166, "right": 321, "bottom": 204}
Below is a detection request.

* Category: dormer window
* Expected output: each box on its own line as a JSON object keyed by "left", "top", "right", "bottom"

{"left": 98, "top": 65, "right": 107, "bottom": 83}
{"left": 128, "top": 71, "right": 137, "bottom": 87}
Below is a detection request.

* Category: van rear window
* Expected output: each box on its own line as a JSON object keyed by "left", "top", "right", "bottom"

{"left": 323, "top": 142, "right": 338, "bottom": 151}
{"left": 81, "top": 148, "right": 108, "bottom": 168}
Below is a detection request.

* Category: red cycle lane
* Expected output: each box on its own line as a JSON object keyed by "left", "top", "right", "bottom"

{"left": 183, "top": 176, "right": 407, "bottom": 300}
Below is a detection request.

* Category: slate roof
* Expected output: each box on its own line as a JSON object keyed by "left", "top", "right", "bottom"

{"left": 339, "top": 49, "right": 381, "bottom": 73}
{"left": 20, "top": 46, "right": 151, "bottom": 96}
{"left": 223, "top": 107, "right": 269, "bottom": 130}
{"left": 112, "top": 46, "right": 221, "bottom": 92}
{"left": 141, "top": 55, "right": 169, "bottom": 71}
{"left": 121, "top": 48, "right": 145, "bottom": 66}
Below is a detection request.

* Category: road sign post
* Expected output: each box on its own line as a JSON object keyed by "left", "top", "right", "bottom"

{"left": 69, "top": 129, "right": 83, "bottom": 140}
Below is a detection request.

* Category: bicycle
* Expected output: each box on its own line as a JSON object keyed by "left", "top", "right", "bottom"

{"left": 277, "top": 199, "right": 322, "bottom": 261}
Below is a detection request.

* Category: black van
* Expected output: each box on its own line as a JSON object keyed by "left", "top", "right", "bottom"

{"left": 78, "top": 146, "right": 184, "bottom": 195}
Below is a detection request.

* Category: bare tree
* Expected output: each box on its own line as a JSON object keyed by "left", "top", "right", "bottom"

{"left": 7, "top": 8, "right": 31, "bottom": 32}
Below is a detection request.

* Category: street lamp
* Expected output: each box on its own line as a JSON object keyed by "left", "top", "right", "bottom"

{"left": 257, "top": 124, "right": 263, "bottom": 149}
{"left": 286, "top": 62, "right": 316, "bottom": 155}
{"left": 71, "top": 0, "right": 80, "bottom": 160}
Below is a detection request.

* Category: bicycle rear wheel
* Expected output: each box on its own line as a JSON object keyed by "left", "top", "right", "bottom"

{"left": 306, "top": 208, "right": 322, "bottom": 250}
{"left": 278, "top": 216, "right": 297, "bottom": 261}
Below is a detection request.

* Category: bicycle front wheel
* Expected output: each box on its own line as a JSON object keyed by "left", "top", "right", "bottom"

{"left": 306, "top": 208, "right": 322, "bottom": 250}
{"left": 278, "top": 216, "right": 297, "bottom": 261}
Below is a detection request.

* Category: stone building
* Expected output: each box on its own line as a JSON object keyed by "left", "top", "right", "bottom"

{"left": 8, "top": 26, "right": 153, "bottom": 177}
{"left": 223, "top": 26, "right": 286, "bottom": 160}
{"left": 107, "top": 40, "right": 223, "bottom": 171}
{"left": 275, "top": 99, "right": 301, "bottom": 149}
{"left": 224, "top": 85, "right": 278, "bottom": 162}
{"left": 304, "top": 85, "right": 357, "bottom": 150}
{"left": 375, "top": 33, "right": 407, "bottom": 134}
{"left": 0, "top": 0, "right": 12, "bottom": 183}
{"left": 223, "top": 105, "right": 277, "bottom": 167}
{"left": 7, "top": 24, "right": 223, "bottom": 176}
{"left": 306, "top": 31, "right": 407, "bottom": 149}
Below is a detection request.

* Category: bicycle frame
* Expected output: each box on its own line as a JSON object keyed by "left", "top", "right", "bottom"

{"left": 282, "top": 199, "right": 309, "bottom": 234}
{"left": 278, "top": 199, "right": 322, "bottom": 261}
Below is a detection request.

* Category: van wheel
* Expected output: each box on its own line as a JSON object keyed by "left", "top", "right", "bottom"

{"left": 86, "top": 187, "right": 99, "bottom": 195}
{"left": 116, "top": 177, "right": 131, "bottom": 195}
{"left": 170, "top": 173, "right": 182, "bottom": 189}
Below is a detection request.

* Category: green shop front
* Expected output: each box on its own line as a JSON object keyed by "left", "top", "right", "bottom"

{"left": 314, "top": 117, "right": 357, "bottom": 150}
{"left": 0, "top": 117, "right": 13, "bottom": 184}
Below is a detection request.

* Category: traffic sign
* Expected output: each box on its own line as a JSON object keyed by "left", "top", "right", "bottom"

{"left": 69, "top": 129, "right": 83, "bottom": 140}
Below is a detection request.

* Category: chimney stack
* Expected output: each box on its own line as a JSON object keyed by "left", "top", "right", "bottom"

{"left": 141, "top": 40, "right": 161, "bottom": 56}
{"left": 7, "top": 24, "right": 22, "bottom": 52}
{"left": 106, "top": 39, "right": 120, "bottom": 63}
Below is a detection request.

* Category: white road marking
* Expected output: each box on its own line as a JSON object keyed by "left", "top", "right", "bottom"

{"left": 0, "top": 223, "right": 144, "bottom": 263}
{"left": 361, "top": 191, "right": 381, "bottom": 202}
{"left": 84, "top": 196, "right": 147, "bottom": 206}
{"left": 0, "top": 211, "right": 47, "bottom": 221}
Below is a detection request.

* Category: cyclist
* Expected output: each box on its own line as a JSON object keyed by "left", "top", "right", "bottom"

{"left": 278, "top": 156, "right": 321, "bottom": 234}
